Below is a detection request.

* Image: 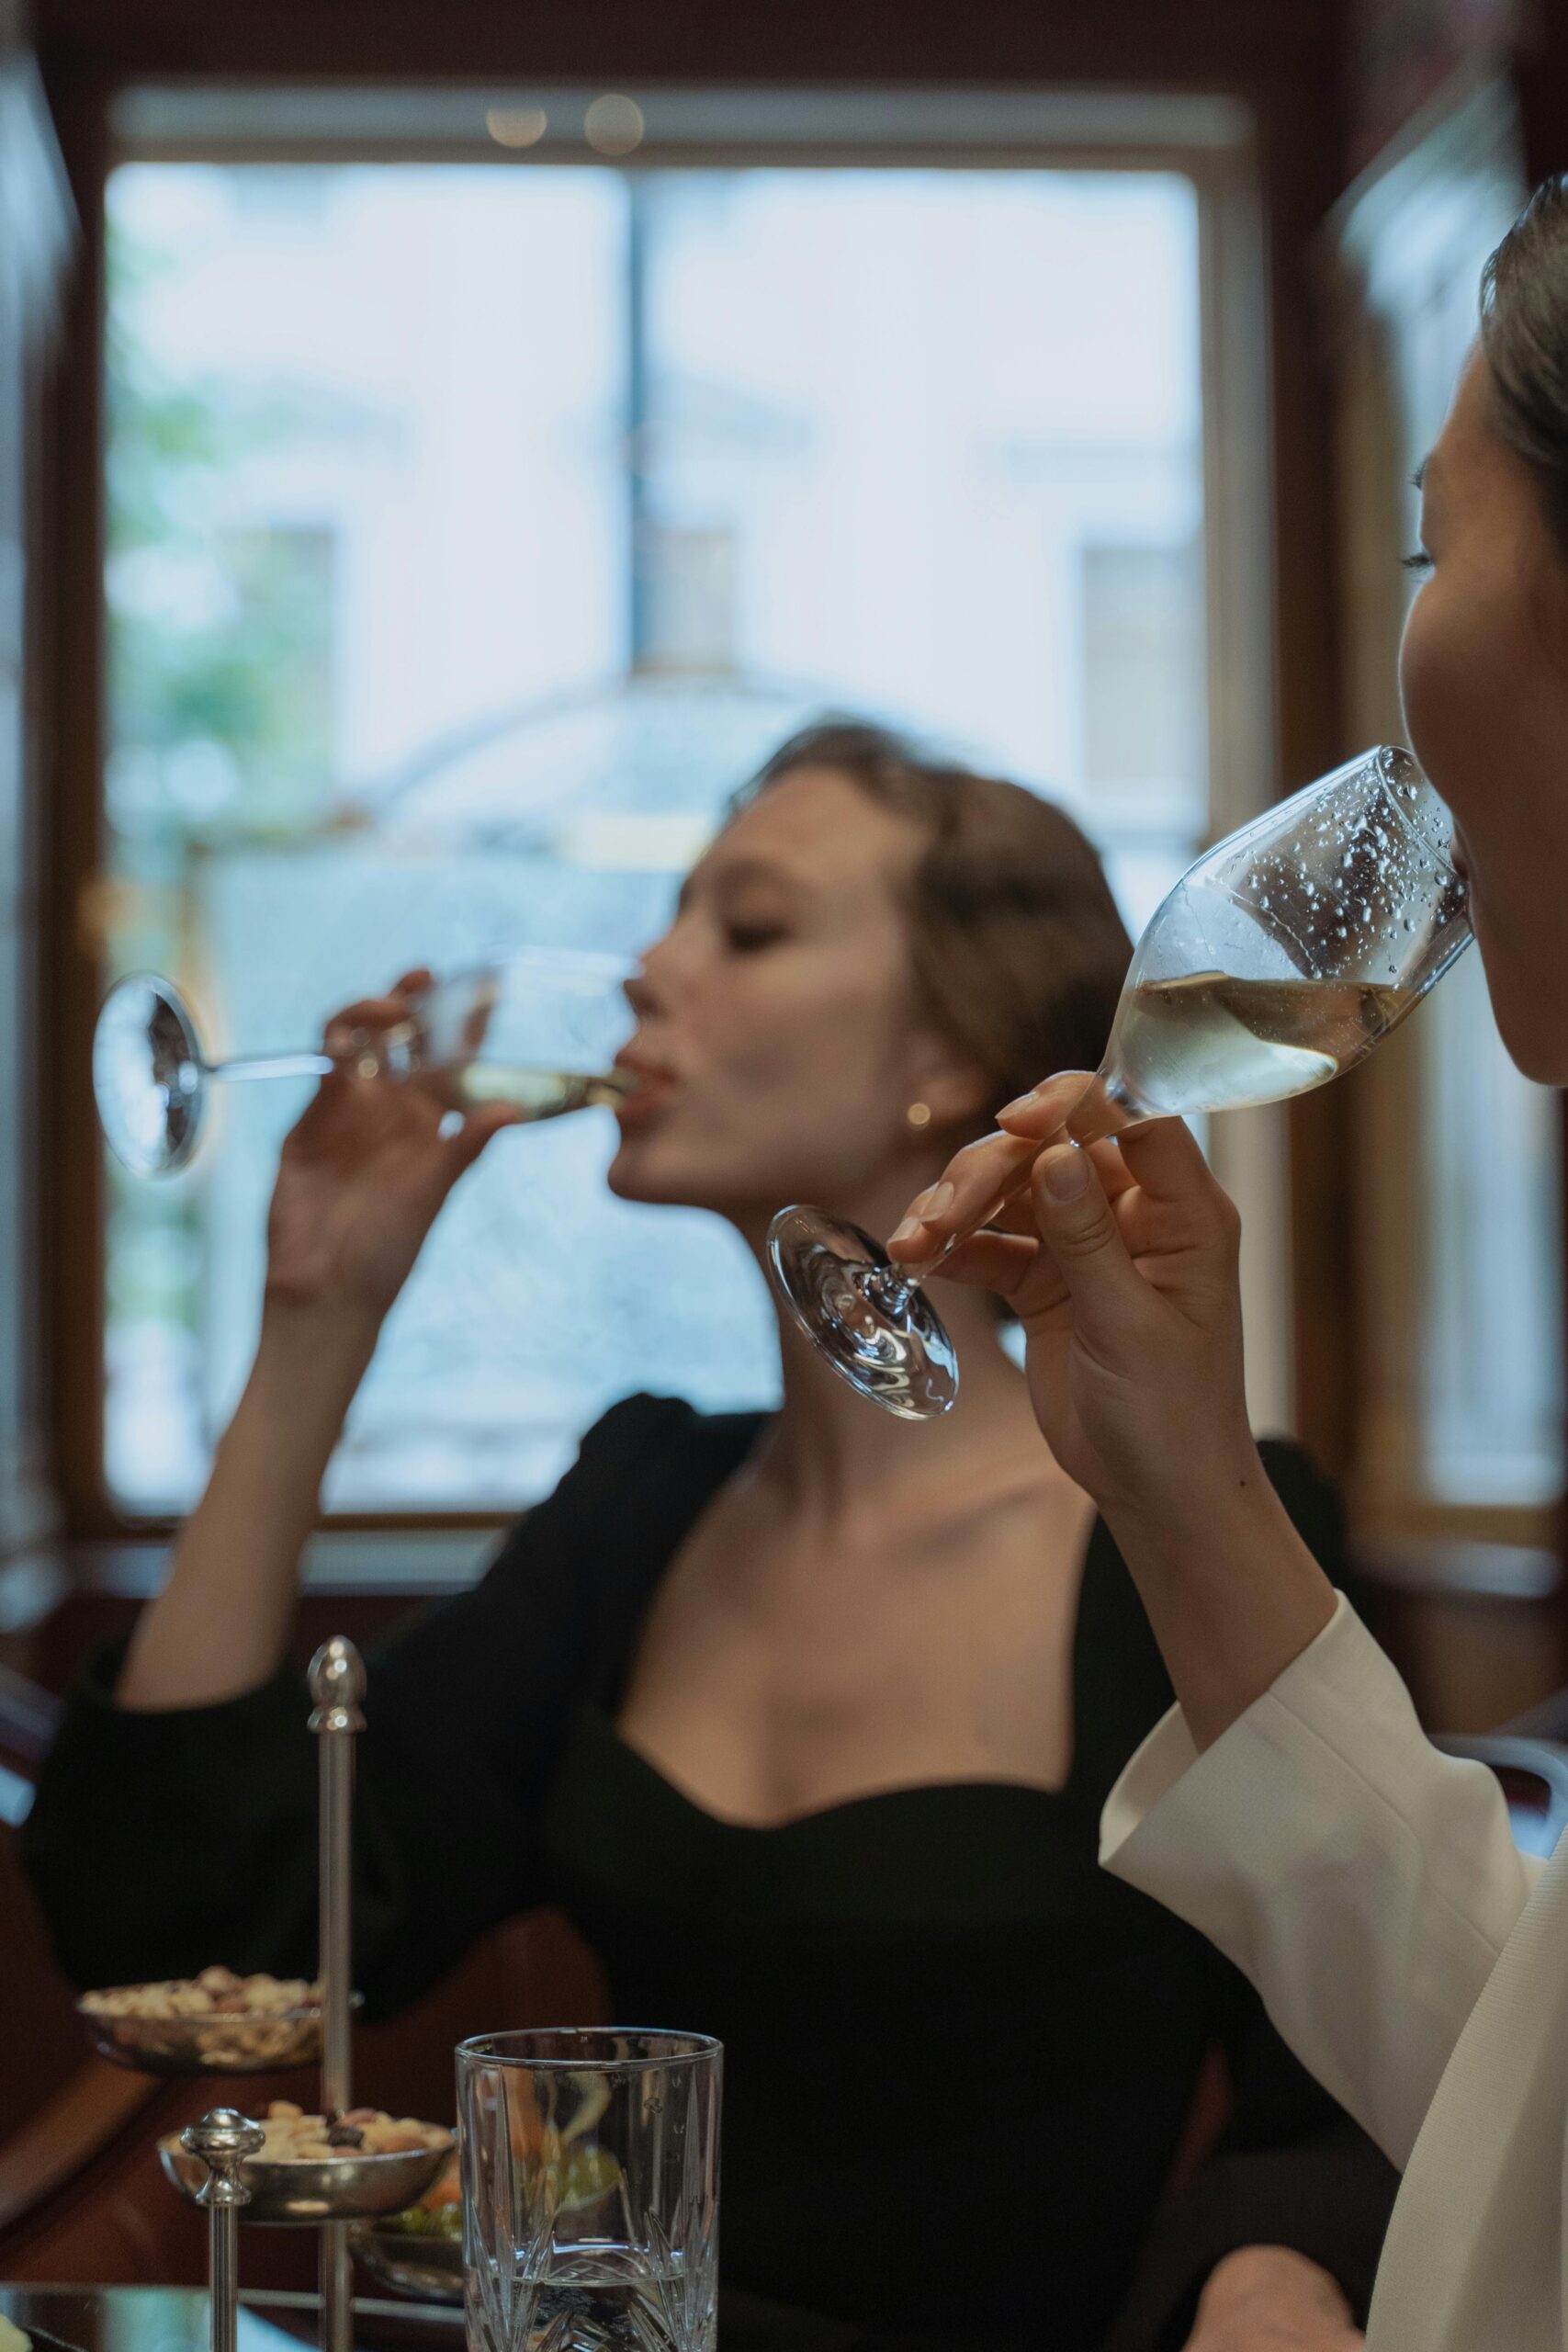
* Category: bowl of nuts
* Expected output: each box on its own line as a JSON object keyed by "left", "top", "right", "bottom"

{"left": 79, "top": 1967, "right": 357, "bottom": 2075}
{"left": 159, "top": 2101, "right": 454, "bottom": 2224}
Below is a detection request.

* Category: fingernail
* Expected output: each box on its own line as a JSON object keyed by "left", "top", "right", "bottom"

{"left": 1041, "top": 1145, "right": 1089, "bottom": 1201}
{"left": 922, "top": 1181, "right": 954, "bottom": 1218}
{"left": 999, "top": 1087, "right": 1043, "bottom": 1119}
{"left": 889, "top": 1216, "right": 921, "bottom": 1246}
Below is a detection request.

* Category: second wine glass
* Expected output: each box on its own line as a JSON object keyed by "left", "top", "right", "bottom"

{"left": 94, "top": 948, "right": 637, "bottom": 1178}
{"left": 766, "top": 745, "right": 1472, "bottom": 1419}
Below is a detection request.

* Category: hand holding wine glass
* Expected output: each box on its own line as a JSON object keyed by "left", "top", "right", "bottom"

{"left": 852, "top": 745, "right": 1472, "bottom": 1736}
{"left": 112, "top": 962, "right": 565, "bottom": 1711}
{"left": 890, "top": 1080, "right": 1258, "bottom": 1528}
{"left": 892, "top": 1082, "right": 1342, "bottom": 1747}
{"left": 264, "top": 969, "right": 523, "bottom": 1327}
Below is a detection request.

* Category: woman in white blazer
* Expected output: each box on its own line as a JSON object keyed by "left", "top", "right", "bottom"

{"left": 886, "top": 175, "right": 1568, "bottom": 2351}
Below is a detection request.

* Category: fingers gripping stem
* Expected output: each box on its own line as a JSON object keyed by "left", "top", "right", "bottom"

{"left": 895, "top": 1077, "right": 1130, "bottom": 1281}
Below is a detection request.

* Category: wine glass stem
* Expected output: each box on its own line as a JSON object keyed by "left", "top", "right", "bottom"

{"left": 896, "top": 1070, "right": 1138, "bottom": 1283}
{"left": 206, "top": 1050, "right": 336, "bottom": 1084}
{"left": 897, "top": 1135, "right": 1045, "bottom": 1283}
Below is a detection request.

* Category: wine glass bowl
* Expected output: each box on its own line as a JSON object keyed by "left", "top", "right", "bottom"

{"left": 767, "top": 746, "right": 1472, "bottom": 1419}
{"left": 1099, "top": 743, "right": 1471, "bottom": 1124}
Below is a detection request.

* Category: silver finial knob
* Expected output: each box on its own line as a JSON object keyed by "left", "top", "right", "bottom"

{"left": 181, "top": 2107, "right": 265, "bottom": 2208}
{"left": 308, "top": 1635, "right": 367, "bottom": 1734}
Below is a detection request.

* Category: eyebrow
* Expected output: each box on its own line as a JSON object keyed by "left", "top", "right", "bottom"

{"left": 676, "top": 854, "right": 805, "bottom": 913}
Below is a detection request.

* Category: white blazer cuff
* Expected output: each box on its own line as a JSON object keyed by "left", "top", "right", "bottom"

{"left": 1097, "top": 1593, "right": 1532, "bottom": 2165}
{"left": 1099, "top": 1591, "right": 1354, "bottom": 1865}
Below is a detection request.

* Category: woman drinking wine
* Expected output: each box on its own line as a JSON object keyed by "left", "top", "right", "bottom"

{"left": 28, "top": 725, "right": 1391, "bottom": 2349}
{"left": 887, "top": 174, "right": 1568, "bottom": 2352}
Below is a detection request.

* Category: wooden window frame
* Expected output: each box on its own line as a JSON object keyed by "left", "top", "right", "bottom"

{"left": 28, "top": 5, "right": 1347, "bottom": 1560}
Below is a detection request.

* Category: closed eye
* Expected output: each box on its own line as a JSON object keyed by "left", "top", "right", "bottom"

{"left": 1402, "top": 550, "right": 1434, "bottom": 575}
{"left": 725, "top": 922, "right": 786, "bottom": 953}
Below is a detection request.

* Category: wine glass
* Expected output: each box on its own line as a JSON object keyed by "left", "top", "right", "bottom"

{"left": 766, "top": 744, "right": 1472, "bottom": 1419}
{"left": 94, "top": 947, "right": 637, "bottom": 1177}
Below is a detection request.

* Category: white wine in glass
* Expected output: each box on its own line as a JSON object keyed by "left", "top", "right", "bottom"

{"left": 767, "top": 745, "right": 1472, "bottom": 1420}
{"left": 1103, "top": 972, "right": 1414, "bottom": 1116}
{"left": 94, "top": 949, "right": 637, "bottom": 1178}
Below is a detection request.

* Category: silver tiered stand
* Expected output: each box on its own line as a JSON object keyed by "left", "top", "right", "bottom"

{"left": 100, "top": 1637, "right": 452, "bottom": 2352}
{"left": 310, "top": 1635, "right": 364, "bottom": 2352}
{"left": 178, "top": 2110, "right": 265, "bottom": 2352}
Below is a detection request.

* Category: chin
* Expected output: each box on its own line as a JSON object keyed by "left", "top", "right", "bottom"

{"left": 1474, "top": 915, "right": 1568, "bottom": 1085}
{"left": 607, "top": 1136, "right": 799, "bottom": 1224}
{"left": 605, "top": 1136, "right": 711, "bottom": 1210}
{"left": 606, "top": 1141, "right": 669, "bottom": 1204}
{"left": 1495, "top": 1004, "right": 1568, "bottom": 1088}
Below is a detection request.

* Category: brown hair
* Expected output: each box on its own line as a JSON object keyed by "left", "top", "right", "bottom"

{"left": 1481, "top": 175, "right": 1568, "bottom": 548}
{"left": 735, "top": 718, "right": 1132, "bottom": 1130}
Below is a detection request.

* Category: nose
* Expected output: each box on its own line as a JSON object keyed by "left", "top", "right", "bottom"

{"left": 625, "top": 926, "right": 676, "bottom": 1018}
{"left": 624, "top": 961, "right": 654, "bottom": 1018}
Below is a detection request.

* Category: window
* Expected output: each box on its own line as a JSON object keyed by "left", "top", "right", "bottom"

{"left": 96, "top": 112, "right": 1247, "bottom": 1517}
{"left": 1333, "top": 77, "right": 1562, "bottom": 1540}
{"left": 1081, "top": 542, "right": 1204, "bottom": 789}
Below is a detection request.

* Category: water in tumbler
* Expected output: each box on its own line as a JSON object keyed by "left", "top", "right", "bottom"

{"left": 520, "top": 2247, "right": 698, "bottom": 2351}
{"left": 1105, "top": 970, "right": 1416, "bottom": 1118}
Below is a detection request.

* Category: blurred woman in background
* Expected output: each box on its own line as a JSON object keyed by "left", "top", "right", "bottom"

{"left": 887, "top": 176, "right": 1568, "bottom": 2352}
{"left": 29, "top": 722, "right": 1390, "bottom": 2351}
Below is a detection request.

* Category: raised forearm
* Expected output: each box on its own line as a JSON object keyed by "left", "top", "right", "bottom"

{"left": 118, "top": 1304, "right": 380, "bottom": 1710}
{"left": 1102, "top": 1461, "right": 1337, "bottom": 1753}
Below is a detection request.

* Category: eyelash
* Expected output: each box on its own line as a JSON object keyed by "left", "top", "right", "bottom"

{"left": 1402, "top": 551, "right": 1434, "bottom": 576}
{"left": 726, "top": 922, "right": 784, "bottom": 953}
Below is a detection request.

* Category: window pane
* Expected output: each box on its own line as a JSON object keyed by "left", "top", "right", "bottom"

{"left": 1418, "top": 953, "right": 1563, "bottom": 1505}
{"left": 103, "top": 160, "right": 1206, "bottom": 1512}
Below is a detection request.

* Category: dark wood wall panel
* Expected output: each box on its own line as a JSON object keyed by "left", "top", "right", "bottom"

{"left": 35, "top": 75, "right": 107, "bottom": 1535}
{"left": 33, "top": 0, "right": 1337, "bottom": 91}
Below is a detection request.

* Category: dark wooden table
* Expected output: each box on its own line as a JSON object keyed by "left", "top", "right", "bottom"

{"left": 0, "top": 2285, "right": 460, "bottom": 2352}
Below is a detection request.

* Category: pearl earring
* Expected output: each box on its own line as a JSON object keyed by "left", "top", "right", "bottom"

{"left": 906, "top": 1102, "right": 932, "bottom": 1129}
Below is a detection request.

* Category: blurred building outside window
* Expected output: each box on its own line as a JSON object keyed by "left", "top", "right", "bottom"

{"left": 102, "top": 160, "right": 1213, "bottom": 1515}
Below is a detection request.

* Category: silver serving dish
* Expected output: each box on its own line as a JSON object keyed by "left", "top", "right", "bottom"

{"left": 80, "top": 1998, "right": 344, "bottom": 2077}
{"left": 350, "top": 2220, "right": 463, "bottom": 2301}
{"left": 159, "top": 2131, "right": 454, "bottom": 2224}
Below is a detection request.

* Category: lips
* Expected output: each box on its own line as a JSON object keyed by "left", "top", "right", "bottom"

{"left": 612, "top": 1048, "right": 676, "bottom": 1126}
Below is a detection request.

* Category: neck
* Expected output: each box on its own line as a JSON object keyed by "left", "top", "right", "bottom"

{"left": 731, "top": 1183, "right": 1059, "bottom": 1527}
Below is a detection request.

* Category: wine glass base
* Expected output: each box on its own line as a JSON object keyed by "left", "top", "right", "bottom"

{"left": 766, "top": 1206, "right": 959, "bottom": 1419}
{"left": 94, "top": 974, "right": 208, "bottom": 1176}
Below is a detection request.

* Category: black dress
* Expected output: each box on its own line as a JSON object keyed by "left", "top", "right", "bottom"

{"left": 23, "top": 1396, "right": 1396, "bottom": 2351}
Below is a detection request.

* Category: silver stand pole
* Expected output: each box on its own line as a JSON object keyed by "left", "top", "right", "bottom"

{"left": 310, "top": 1636, "right": 367, "bottom": 2352}
{"left": 182, "top": 2109, "right": 265, "bottom": 2352}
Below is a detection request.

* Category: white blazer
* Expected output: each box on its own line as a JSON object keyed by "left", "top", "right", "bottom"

{"left": 1099, "top": 1598, "right": 1561, "bottom": 2349}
